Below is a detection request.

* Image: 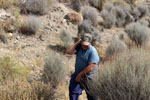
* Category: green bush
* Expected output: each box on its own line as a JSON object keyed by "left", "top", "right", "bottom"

{"left": 0, "top": 56, "right": 29, "bottom": 80}
{"left": 43, "top": 53, "right": 67, "bottom": 87}
{"left": 89, "top": 49, "right": 150, "bottom": 100}
{"left": 20, "top": 15, "right": 41, "bottom": 35}
{"left": 105, "top": 39, "right": 127, "bottom": 57}
{"left": 60, "top": 29, "right": 74, "bottom": 48}
{"left": 125, "top": 22, "right": 149, "bottom": 46}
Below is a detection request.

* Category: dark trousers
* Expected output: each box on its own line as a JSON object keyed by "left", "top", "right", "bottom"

{"left": 69, "top": 73, "right": 98, "bottom": 100}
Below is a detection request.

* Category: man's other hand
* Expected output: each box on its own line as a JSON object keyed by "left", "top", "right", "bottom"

{"left": 75, "top": 72, "right": 83, "bottom": 82}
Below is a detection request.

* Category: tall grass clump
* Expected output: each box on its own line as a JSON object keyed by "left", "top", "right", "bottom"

{"left": 78, "top": 20, "right": 101, "bottom": 43}
{"left": 125, "top": 22, "right": 149, "bottom": 46}
{"left": 82, "top": 6, "right": 98, "bottom": 26}
{"left": 21, "top": 0, "right": 48, "bottom": 15}
{"left": 105, "top": 39, "right": 127, "bottom": 57}
{"left": 20, "top": 15, "right": 41, "bottom": 35}
{"left": 100, "top": 10, "right": 116, "bottom": 29}
{"left": 60, "top": 29, "right": 74, "bottom": 48}
{"left": 88, "top": 49, "right": 150, "bottom": 100}
{"left": 0, "top": 56, "right": 29, "bottom": 80}
{"left": 43, "top": 53, "right": 67, "bottom": 87}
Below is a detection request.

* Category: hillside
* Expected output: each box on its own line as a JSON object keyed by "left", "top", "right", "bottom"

{"left": 0, "top": 0, "right": 150, "bottom": 100}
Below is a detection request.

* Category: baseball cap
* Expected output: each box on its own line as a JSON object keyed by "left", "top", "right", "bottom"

{"left": 81, "top": 33, "right": 92, "bottom": 46}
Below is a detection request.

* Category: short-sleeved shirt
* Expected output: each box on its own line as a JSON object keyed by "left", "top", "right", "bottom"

{"left": 74, "top": 45, "right": 100, "bottom": 78}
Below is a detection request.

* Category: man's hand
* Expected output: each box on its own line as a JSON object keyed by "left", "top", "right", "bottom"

{"left": 75, "top": 72, "right": 83, "bottom": 82}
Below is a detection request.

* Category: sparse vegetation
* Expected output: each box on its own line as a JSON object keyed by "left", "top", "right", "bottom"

{"left": 125, "top": 22, "right": 149, "bottom": 46}
{"left": 88, "top": 49, "right": 150, "bottom": 100}
{"left": 20, "top": 15, "right": 41, "bottom": 35}
{"left": 82, "top": 6, "right": 98, "bottom": 26}
{"left": 105, "top": 39, "right": 127, "bottom": 57}
{"left": 43, "top": 53, "right": 67, "bottom": 87}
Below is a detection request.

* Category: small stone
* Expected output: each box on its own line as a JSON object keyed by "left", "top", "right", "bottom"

{"left": 39, "top": 35, "right": 44, "bottom": 41}
{"left": 8, "top": 33, "right": 13, "bottom": 37}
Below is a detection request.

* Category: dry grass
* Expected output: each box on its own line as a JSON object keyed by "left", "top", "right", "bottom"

{"left": 0, "top": 78, "right": 55, "bottom": 100}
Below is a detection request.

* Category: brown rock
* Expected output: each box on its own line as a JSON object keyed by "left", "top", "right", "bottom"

{"left": 64, "top": 12, "right": 83, "bottom": 25}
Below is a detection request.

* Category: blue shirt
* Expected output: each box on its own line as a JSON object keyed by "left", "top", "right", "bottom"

{"left": 74, "top": 45, "right": 100, "bottom": 78}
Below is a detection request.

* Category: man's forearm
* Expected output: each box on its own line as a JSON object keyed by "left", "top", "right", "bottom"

{"left": 80, "top": 63, "right": 95, "bottom": 76}
{"left": 66, "top": 39, "right": 81, "bottom": 54}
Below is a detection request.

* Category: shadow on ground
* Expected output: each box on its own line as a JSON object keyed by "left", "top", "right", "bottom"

{"left": 48, "top": 44, "right": 66, "bottom": 54}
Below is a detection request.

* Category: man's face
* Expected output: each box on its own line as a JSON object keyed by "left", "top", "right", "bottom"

{"left": 81, "top": 44, "right": 90, "bottom": 50}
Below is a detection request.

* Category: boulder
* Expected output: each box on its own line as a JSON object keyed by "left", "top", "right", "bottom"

{"left": 64, "top": 12, "right": 83, "bottom": 25}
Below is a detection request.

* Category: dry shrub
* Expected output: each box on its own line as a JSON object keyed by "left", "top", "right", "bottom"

{"left": 20, "top": 15, "right": 41, "bottom": 35}
{"left": 60, "top": 29, "right": 74, "bottom": 48}
{"left": 43, "top": 53, "right": 67, "bottom": 87}
{"left": 21, "top": 0, "right": 51, "bottom": 15}
{"left": 100, "top": 10, "right": 116, "bottom": 29}
{"left": 82, "top": 6, "right": 98, "bottom": 26}
{"left": 125, "top": 22, "right": 149, "bottom": 46}
{"left": 137, "top": 4, "right": 149, "bottom": 18}
{"left": 105, "top": 39, "right": 127, "bottom": 57}
{"left": 89, "top": 0, "right": 107, "bottom": 11}
{"left": 88, "top": 49, "right": 150, "bottom": 100}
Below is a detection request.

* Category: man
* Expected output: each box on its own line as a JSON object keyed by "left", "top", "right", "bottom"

{"left": 66, "top": 33, "right": 99, "bottom": 100}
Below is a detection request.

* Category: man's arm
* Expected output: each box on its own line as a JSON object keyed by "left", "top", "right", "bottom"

{"left": 75, "top": 63, "right": 95, "bottom": 82}
{"left": 66, "top": 39, "right": 81, "bottom": 55}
